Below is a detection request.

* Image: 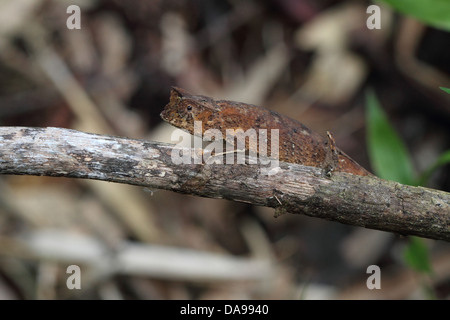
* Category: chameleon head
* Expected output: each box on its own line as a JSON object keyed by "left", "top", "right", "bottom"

{"left": 160, "top": 87, "right": 217, "bottom": 135}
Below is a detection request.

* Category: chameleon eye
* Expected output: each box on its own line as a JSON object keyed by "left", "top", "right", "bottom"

{"left": 187, "top": 105, "right": 192, "bottom": 111}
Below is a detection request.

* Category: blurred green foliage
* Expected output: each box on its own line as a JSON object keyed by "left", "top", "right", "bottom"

{"left": 364, "top": 90, "right": 445, "bottom": 282}
{"left": 379, "top": 0, "right": 450, "bottom": 31}
{"left": 439, "top": 87, "right": 450, "bottom": 94}
{"left": 365, "top": 90, "right": 415, "bottom": 185}
{"left": 403, "top": 236, "right": 432, "bottom": 273}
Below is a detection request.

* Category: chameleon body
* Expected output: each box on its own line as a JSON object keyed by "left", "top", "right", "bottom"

{"left": 160, "top": 87, "right": 371, "bottom": 176}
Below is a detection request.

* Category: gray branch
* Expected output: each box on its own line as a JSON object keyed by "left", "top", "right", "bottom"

{"left": 0, "top": 127, "right": 448, "bottom": 241}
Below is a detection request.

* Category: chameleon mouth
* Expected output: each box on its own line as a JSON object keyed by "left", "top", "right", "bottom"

{"left": 160, "top": 107, "right": 183, "bottom": 128}
{"left": 160, "top": 109, "right": 168, "bottom": 121}
{"left": 160, "top": 106, "right": 174, "bottom": 124}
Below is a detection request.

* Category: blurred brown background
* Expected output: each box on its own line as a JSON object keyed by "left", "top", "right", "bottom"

{"left": 0, "top": 0, "right": 449, "bottom": 299}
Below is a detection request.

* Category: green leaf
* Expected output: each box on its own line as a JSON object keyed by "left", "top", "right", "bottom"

{"left": 439, "top": 87, "right": 450, "bottom": 94}
{"left": 403, "top": 237, "right": 432, "bottom": 274}
{"left": 379, "top": 0, "right": 450, "bottom": 32}
{"left": 365, "top": 90, "right": 415, "bottom": 185}
{"left": 417, "top": 150, "right": 450, "bottom": 186}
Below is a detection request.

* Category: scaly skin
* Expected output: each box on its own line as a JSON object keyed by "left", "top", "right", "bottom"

{"left": 161, "top": 87, "right": 372, "bottom": 176}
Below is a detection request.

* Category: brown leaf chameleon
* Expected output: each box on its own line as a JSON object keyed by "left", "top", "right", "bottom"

{"left": 161, "top": 87, "right": 371, "bottom": 177}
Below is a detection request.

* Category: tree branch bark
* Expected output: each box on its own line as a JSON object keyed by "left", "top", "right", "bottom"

{"left": 0, "top": 126, "right": 449, "bottom": 241}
